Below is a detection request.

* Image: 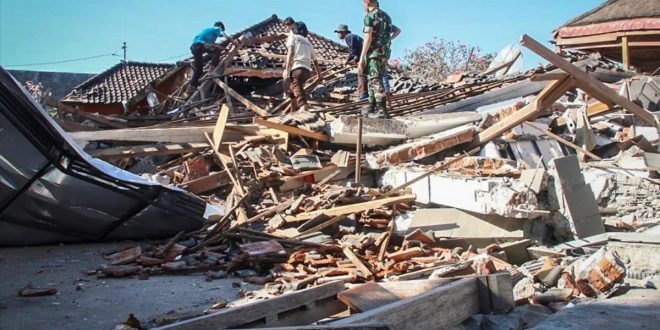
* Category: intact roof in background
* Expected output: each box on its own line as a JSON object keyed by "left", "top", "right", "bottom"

{"left": 62, "top": 61, "right": 174, "bottom": 104}
{"left": 560, "top": 0, "right": 660, "bottom": 27}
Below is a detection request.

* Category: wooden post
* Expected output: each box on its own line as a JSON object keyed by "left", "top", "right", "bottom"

{"left": 621, "top": 36, "right": 630, "bottom": 71}
{"left": 355, "top": 116, "right": 363, "bottom": 184}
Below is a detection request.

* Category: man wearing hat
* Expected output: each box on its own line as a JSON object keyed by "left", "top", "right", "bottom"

{"left": 335, "top": 24, "right": 369, "bottom": 101}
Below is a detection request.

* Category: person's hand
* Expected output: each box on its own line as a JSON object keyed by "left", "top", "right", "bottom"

{"left": 358, "top": 58, "right": 365, "bottom": 72}
{"left": 317, "top": 75, "right": 324, "bottom": 83}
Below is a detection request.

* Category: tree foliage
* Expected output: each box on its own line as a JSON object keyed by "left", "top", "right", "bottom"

{"left": 400, "top": 38, "right": 494, "bottom": 84}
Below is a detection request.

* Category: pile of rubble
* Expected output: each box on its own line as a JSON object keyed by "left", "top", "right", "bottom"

{"left": 3, "top": 29, "right": 659, "bottom": 330}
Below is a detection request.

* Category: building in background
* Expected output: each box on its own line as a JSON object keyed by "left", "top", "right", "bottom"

{"left": 553, "top": 0, "right": 660, "bottom": 72}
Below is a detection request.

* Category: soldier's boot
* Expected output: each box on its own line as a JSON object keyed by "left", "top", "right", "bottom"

{"left": 361, "top": 103, "right": 375, "bottom": 117}
{"left": 373, "top": 102, "right": 390, "bottom": 119}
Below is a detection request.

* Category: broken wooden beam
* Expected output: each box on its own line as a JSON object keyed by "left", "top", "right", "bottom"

{"left": 215, "top": 79, "right": 270, "bottom": 116}
{"left": 471, "top": 76, "right": 573, "bottom": 147}
{"left": 254, "top": 117, "right": 330, "bottom": 142}
{"left": 521, "top": 34, "right": 658, "bottom": 127}
{"left": 181, "top": 171, "right": 232, "bottom": 194}
{"left": 154, "top": 281, "right": 346, "bottom": 330}
{"left": 87, "top": 143, "right": 209, "bottom": 160}
{"left": 343, "top": 246, "right": 373, "bottom": 278}
{"left": 332, "top": 277, "right": 479, "bottom": 330}
{"left": 69, "top": 125, "right": 259, "bottom": 144}
{"left": 287, "top": 195, "right": 416, "bottom": 222}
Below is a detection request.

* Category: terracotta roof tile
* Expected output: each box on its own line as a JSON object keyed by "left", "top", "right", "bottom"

{"left": 63, "top": 61, "right": 174, "bottom": 104}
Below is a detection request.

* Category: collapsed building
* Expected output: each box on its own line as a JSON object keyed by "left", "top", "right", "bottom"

{"left": 1, "top": 4, "right": 659, "bottom": 330}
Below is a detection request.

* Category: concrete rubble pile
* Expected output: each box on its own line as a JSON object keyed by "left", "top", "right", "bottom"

{"left": 2, "top": 27, "right": 659, "bottom": 330}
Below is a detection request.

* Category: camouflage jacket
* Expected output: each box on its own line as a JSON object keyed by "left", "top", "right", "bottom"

{"left": 363, "top": 8, "right": 392, "bottom": 59}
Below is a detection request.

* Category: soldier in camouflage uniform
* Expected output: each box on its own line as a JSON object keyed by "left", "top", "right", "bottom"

{"left": 359, "top": 0, "right": 393, "bottom": 119}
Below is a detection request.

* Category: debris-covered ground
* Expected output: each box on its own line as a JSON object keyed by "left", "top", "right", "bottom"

{"left": 1, "top": 9, "right": 659, "bottom": 330}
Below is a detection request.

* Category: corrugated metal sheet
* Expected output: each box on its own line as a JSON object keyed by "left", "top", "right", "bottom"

{"left": 0, "top": 67, "right": 205, "bottom": 246}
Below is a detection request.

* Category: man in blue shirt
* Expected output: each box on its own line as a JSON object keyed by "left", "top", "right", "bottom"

{"left": 335, "top": 23, "right": 399, "bottom": 102}
{"left": 189, "top": 21, "right": 232, "bottom": 87}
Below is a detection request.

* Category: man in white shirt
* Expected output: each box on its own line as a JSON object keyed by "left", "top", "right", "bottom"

{"left": 283, "top": 22, "right": 323, "bottom": 111}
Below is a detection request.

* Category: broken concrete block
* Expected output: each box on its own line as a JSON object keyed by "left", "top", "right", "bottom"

{"left": 574, "top": 246, "right": 626, "bottom": 295}
{"left": 549, "top": 155, "right": 605, "bottom": 239}
{"left": 380, "top": 169, "right": 543, "bottom": 218}
{"left": 513, "top": 277, "right": 536, "bottom": 300}
{"left": 366, "top": 124, "right": 476, "bottom": 169}
{"left": 410, "top": 208, "right": 526, "bottom": 239}
{"left": 520, "top": 169, "right": 547, "bottom": 194}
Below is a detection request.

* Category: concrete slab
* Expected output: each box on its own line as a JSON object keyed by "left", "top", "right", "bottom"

{"left": 380, "top": 168, "right": 543, "bottom": 218}
{"left": 532, "top": 288, "right": 660, "bottom": 330}
{"left": 410, "top": 208, "right": 526, "bottom": 239}
{"left": 366, "top": 124, "right": 475, "bottom": 169}
{"left": 550, "top": 155, "right": 605, "bottom": 239}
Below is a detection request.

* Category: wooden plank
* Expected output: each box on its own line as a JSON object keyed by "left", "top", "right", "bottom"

{"left": 521, "top": 34, "right": 658, "bottom": 127}
{"left": 586, "top": 100, "right": 616, "bottom": 118}
{"left": 155, "top": 281, "right": 345, "bottom": 330}
{"left": 471, "top": 77, "right": 572, "bottom": 147}
{"left": 213, "top": 104, "right": 230, "bottom": 152}
{"left": 214, "top": 79, "right": 270, "bottom": 116}
{"left": 343, "top": 247, "right": 373, "bottom": 278}
{"left": 279, "top": 166, "right": 354, "bottom": 192}
{"left": 69, "top": 125, "right": 258, "bottom": 143}
{"left": 332, "top": 278, "right": 479, "bottom": 330}
{"left": 523, "top": 121, "right": 602, "bottom": 160}
{"left": 378, "top": 278, "right": 454, "bottom": 299}
{"left": 181, "top": 171, "right": 231, "bottom": 194}
{"left": 87, "top": 143, "right": 209, "bottom": 160}
{"left": 295, "top": 215, "right": 346, "bottom": 237}
{"left": 56, "top": 101, "right": 127, "bottom": 129}
{"left": 254, "top": 117, "right": 330, "bottom": 142}
{"left": 378, "top": 221, "right": 394, "bottom": 261}
{"left": 288, "top": 195, "right": 417, "bottom": 222}
{"left": 337, "top": 282, "right": 399, "bottom": 312}
{"left": 204, "top": 133, "right": 243, "bottom": 196}
{"left": 529, "top": 72, "right": 569, "bottom": 82}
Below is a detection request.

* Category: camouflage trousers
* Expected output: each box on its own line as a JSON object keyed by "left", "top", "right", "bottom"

{"left": 366, "top": 56, "right": 387, "bottom": 106}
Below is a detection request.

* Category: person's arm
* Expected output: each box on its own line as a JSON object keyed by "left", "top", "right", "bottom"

{"left": 284, "top": 46, "right": 294, "bottom": 79}
{"left": 284, "top": 35, "right": 295, "bottom": 79}
{"left": 391, "top": 25, "right": 401, "bottom": 40}
{"left": 345, "top": 37, "right": 354, "bottom": 64}
{"left": 346, "top": 35, "right": 361, "bottom": 64}
{"left": 313, "top": 50, "right": 323, "bottom": 82}
{"left": 359, "top": 20, "right": 374, "bottom": 73}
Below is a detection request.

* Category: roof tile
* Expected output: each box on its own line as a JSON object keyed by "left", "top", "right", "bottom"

{"left": 63, "top": 62, "right": 174, "bottom": 104}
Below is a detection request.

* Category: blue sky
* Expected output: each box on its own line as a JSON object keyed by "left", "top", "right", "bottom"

{"left": 0, "top": 0, "right": 604, "bottom": 73}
